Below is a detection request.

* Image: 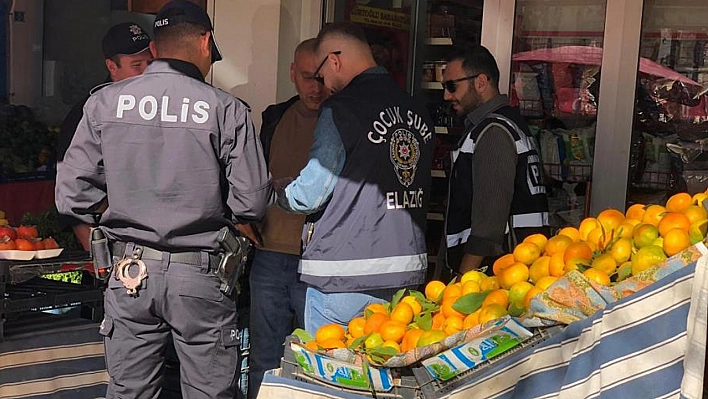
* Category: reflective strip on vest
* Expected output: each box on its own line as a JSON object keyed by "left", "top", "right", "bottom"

{"left": 300, "top": 253, "right": 427, "bottom": 277}
{"left": 513, "top": 212, "right": 549, "bottom": 228}
{"left": 446, "top": 228, "right": 471, "bottom": 247}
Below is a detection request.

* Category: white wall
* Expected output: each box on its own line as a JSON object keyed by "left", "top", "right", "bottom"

{"left": 209, "top": 0, "right": 321, "bottom": 131}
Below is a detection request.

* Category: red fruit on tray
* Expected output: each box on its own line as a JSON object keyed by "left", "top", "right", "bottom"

{"left": 15, "top": 238, "right": 36, "bottom": 251}
{"left": 42, "top": 237, "right": 60, "bottom": 250}
{"left": 0, "top": 237, "right": 16, "bottom": 250}
{"left": 0, "top": 225, "right": 17, "bottom": 240}
{"left": 32, "top": 238, "right": 45, "bottom": 250}
{"left": 16, "top": 225, "right": 39, "bottom": 239}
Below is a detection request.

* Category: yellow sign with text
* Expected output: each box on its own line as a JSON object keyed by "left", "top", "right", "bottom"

{"left": 350, "top": 5, "right": 410, "bottom": 30}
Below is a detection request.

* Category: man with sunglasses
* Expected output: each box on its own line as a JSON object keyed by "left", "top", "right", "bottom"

{"left": 441, "top": 46, "right": 550, "bottom": 275}
{"left": 277, "top": 22, "right": 434, "bottom": 333}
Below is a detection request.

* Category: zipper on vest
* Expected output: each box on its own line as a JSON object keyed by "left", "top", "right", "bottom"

{"left": 305, "top": 222, "right": 315, "bottom": 247}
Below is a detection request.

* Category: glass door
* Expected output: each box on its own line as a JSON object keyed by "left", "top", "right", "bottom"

{"left": 626, "top": 0, "right": 708, "bottom": 206}
{"left": 508, "top": 0, "right": 609, "bottom": 229}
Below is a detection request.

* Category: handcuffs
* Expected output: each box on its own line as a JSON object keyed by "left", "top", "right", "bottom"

{"left": 114, "top": 247, "right": 148, "bottom": 297}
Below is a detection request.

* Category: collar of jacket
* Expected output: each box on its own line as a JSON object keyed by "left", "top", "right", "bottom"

{"left": 147, "top": 59, "right": 205, "bottom": 82}
{"left": 464, "top": 94, "right": 510, "bottom": 128}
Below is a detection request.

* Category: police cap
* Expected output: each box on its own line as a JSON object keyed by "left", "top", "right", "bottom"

{"left": 102, "top": 22, "right": 151, "bottom": 59}
{"left": 154, "top": 0, "right": 223, "bottom": 63}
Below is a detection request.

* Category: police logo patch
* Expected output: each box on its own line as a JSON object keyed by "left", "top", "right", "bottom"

{"left": 389, "top": 129, "right": 420, "bottom": 187}
{"left": 129, "top": 24, "right": 143, "bottom": 35}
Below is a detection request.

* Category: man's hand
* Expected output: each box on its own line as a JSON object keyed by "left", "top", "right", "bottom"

{"left": 72, "top": 224, "right": 92, "bottom": 251}
{"left": 235, "top": 223, "right": 263, "bottom": 247}
{"left": 459, "top": 253, "right": 484, "bottom": 274}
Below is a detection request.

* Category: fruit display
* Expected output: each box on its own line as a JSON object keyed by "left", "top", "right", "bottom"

{"left": 0, "top": 210, "right": 62, "bottom": 259}
{"left": 298, "top": 190, "right": 708, "bottom": 366}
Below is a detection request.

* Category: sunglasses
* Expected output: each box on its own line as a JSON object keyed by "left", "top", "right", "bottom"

{"left": 442, "top": 74, "right": 481, "bottom": 93}
{"left": 313, "top": 50, "right": 342, "bottom": 85}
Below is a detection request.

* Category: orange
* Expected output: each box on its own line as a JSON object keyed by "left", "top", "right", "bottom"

{"left": 586, "top": 227, "right": 608, "bottom": 250}
{"left": 535, "top": 276, "right": 559, "bottom": 291}
{"left": 417, "top": 330, "right": 447, "bottom": 347}
{"left": 364, "top": 313, "right": 389, "bottom": 334}
{"left": 631, "top": 245, "right": 667, "bottom": 275}
{"left": 431, "top": 312, "right": 446, "bottom": 330}
{"left": 508, "top": 281, "right": 534, "bottom": 307}
{"left": 364, "top": 332, "right": 384, "bottom": 349}
{"left": 462, "top": 280, "right": 482, "bottom": 295}
{"left": 482, "top": 289, "right": 509, "bottom": 309}
{"left": 400, "top": 296, "right": 423, "bottom": 316}
{"left": 460, "top": 270, "right": 486, "bottom": 285}
{"left": 305, "top": 341, "right": 320, "bottom": 351}
{"left": 523, "top": 233, "right": 548, "bottom": 253}
{"left": 549, "top": 251, "right": 566, "bottom": 277}
{"left": 441, "top": 296, "right": 465, "bottom": 318}
{"left": 401, "top": 329, "right": 424, "bottom": 352}
{"left": 492, "top": 253, "right": 516, "bottom": 275}
{"left": 524, "top": 287, "right": 543, "bottom": 308}
{"left": 615, "top": 221, "right": 636, "bottom": 239}
{"left": 666, "top": 192, "right": 692, "bottom": 213}
{"left": 579, "top": 218, "right": 600, "bottom": 241}
{"left": 658, "top": 212, "right": 691, "bottom": 236}
{"left": 633, "top": 223, "right": 660, "bottom": 248}
{"left": 583, "top": 268, "right": 611, "bottom": 286}
{"left": 443, "top": 283, "right": 463, "bottom": 300}
{"left": 609, "top": 237, "right": 633, "bottom": 264}
{"left": 463, "top": 310, "right": 481, "bottom": 330}
{"left": 480, "top": 276, "right": 500, "bottom": 291}
{"left": 347, "top": 317, "right": 366, "bottom": 338}
{"left": 346, "top": 335, "right": 358, "bottom": 348}
{"left": 320, "top": 338, "right": 347, "bottom": 349}
{"left": 598, "top": 209, "right": 626, "bottom": 232}
{"left": 545, "top": 235, "right": 573, "bottom": 256}
{"left": 382, "top": 340, "right": 401, "bottom": 354}
{"left": 316, "top": 324, "right": 346, "bottom": 345}
{"left": 380, "top": 320, "right": 407, "bottom": 343}
{"left": 683, "top": 205, "right": 708, "bottom": 224}
{"left": 563, "top": 242, "right": 593, "bottom": 265}
{"left": 390, "top": 302, "right": 415, "bottom": 325}
{"left": 558, "top": 227, "right": 581, "bottom": 243}
{"left": 625, "top": 203, "right": 646, "bottom": 221}
{"left": 365, "top": 303, "right": 389, "bottom": 317}
{"left": 498, "top": 262, "right": 530, "bottom": 289}
{"left": 591, "top": 253, "right": 617, "bottom": 275}
{"left": 529, "top": 255, "right": 551, "bottom": 283}
{"left": 478, "top": 304, "right": 508, "bottom": 324}
{"left": 642, "top": 204, "right": 666, "bottom": 227}
{"left": 425, "top": 280, "right": 446, "bottom": 303}
{"left": 443, "top": 315, "right": 464, "bottom": 335}
{"left": 663, "top": 228, "right": 691, "bottom": 257}
{"left": 564, "top": 257, "right": 589, "bottom": 273}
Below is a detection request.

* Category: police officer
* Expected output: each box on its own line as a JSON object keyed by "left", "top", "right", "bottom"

{"left": 279, "top": 22, "right": 434, "bottom": 332}
{"left": 57, "top": 21, "right": 152, "bottom": 250}
{"left": 55, "top": 1, "right": 272, "bottom": 398}
{"left": 441, "top": 45, "right": 550, "bottom": 274}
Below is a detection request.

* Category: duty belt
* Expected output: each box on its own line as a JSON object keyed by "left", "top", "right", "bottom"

{"left": 111, "top": 242, "right": 220, "bottom": 266}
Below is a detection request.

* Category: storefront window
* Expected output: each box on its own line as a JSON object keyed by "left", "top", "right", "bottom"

{"left": 627, "top": 0, "right": 708, "bottom": 205}
{"left": 509, "top": 0, "right": 608, "bottom": 229}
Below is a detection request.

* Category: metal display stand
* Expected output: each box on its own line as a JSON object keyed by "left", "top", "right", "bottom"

{"left": 0, "top": 251, "right": 104, "bottom": 342}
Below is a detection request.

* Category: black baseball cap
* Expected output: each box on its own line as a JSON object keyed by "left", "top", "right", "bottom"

{"left": 153, "top": 0, "right": 223, "bottom": 63}
{"left": 102, "top": 22, "right": 151, "bottom": 59}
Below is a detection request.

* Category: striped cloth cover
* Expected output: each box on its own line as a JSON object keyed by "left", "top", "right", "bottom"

{"left": 0, "top": 318, "right": 107, "bottom": 399}
{"left": 259, "top": 246, "right": 708, "bottom": 399}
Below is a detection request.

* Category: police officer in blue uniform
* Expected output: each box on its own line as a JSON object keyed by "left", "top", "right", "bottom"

{"left": 55, "top": 1, "right": 272, "bottom": 398}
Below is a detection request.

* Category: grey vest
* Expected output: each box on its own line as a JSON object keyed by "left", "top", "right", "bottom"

{"left": 299, "top": 70, "right": 434, "bottom": 293}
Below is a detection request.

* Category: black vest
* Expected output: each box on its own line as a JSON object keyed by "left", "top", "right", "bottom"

{"left": 446, "top": 105, "right": 549, "bottom": 250}
{"left": 299, "top": 69, "right": 435, "bottom": 292}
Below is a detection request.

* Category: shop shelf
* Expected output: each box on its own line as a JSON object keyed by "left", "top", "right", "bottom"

{"left": 3, "top": 277, "right": 103, "bottom": 314}
{"left": 422, "top": 82, "right": 444, "bottom": 90}
{"left": 425, "top": 37, "right": 454, "bottom": 46}
{"left": 432, "top": 170, "right": 447, "bottom": 178}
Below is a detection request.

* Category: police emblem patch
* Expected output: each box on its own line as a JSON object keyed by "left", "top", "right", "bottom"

{"left": 129, "top": 24, "right": 142, "bottom": 35}
{"left": 390, "top": 129, "right": 420, "bottom": 187}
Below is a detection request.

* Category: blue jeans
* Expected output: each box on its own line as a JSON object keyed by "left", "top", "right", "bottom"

{"left": 304, "top": 286, "right": 399, "bottom": 333}
{"left": 248, "top": 249, "right": 307, "bottom": 399}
